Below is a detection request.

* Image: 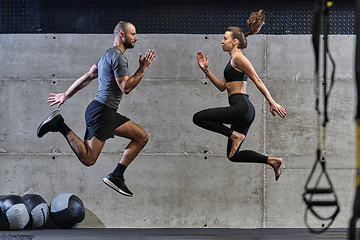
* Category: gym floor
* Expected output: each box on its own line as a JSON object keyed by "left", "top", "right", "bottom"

{"left": 0, "top": 228, "right": 348, "bottom": 240}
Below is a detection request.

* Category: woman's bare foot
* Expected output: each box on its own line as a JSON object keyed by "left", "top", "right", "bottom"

{"left": 228, "top": 132, "right": 245, "bottom": 158}
{"left": 267, "top": 157, "right": 283, "bottom": 181}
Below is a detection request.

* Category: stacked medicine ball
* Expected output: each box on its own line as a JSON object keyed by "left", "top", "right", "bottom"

{"left": 0, "top": 193, "right": 85, "bottom": 230}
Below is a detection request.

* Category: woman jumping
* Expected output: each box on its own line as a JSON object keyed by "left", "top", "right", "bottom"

{"left": 193, "top": 10, "right": 286, "bottom": 181}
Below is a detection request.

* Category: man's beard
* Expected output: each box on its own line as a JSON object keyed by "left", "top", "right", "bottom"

{"left": 124, "top": 40, "right": 135, "bottom": 49}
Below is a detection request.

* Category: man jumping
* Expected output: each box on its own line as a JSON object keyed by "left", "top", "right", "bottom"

{"left": 37, "top": 21, "right": 156, "bottom": 197}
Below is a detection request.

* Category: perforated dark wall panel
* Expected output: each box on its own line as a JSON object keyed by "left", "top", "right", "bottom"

{"left": 0, "top": 0, "right": 355, "bottom": 34}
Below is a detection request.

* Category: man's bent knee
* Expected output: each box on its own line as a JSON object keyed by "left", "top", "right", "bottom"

{"left": 78, "top": 155, "right": 98, "bottom": 167}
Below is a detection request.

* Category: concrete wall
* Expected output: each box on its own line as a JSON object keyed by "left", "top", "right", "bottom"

{"left": 0, "top": 33, "right": 356, "bottom": 228}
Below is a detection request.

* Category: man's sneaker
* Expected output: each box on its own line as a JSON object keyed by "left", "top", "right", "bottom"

{"left": 103, "top": 173, "right": 133, "bottom": 197}
{"left": 37, "top": 110, "right": 64, "bottom": 138}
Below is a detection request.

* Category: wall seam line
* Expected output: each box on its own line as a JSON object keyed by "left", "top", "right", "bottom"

{"left": 262, "top": 34, "right": 268, "bottom": 228}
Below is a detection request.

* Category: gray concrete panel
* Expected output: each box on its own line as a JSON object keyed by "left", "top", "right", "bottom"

{"left": 266, "top": 35, "right": 356, "bottom": 81}
{"left": 0, "top": 34, "right": 266, "bottom": 80}
{"left": 281, "top": 155, "right": 355, "bottom": 171}
{"left": 265, "top": 79, "right": 317, "bottom": 156}
{"left": 1, "top": 154, "right": 264, "bottom": 228}
{"left": 266, "top": 35, "right": 314, "bottom": 80}
{"left": 327, "top": 35, "right": 356, "bottom": 80}
{"left": 265, "top": 168, "right": 355, "bottom": 228}
{"left": 0, "top": 79, "right": 265, "bottom": 155}
{"left": 113, "top": 34, "right": 266, "bottom": 80}
{"left": 265, "top": 79, "right": 356, "bottom": 156}
{"left": 0, "top": 34, "right": 113, "bottom": 79}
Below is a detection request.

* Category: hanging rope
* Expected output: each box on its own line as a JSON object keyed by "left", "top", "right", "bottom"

{"left": 302, "top": 0, "right": 339, "bottom": 233}
{"left": 348, "top": 0, "right": 360, "bottom": 239}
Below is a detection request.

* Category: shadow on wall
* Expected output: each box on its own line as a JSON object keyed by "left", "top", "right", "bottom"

{"left": 78, "top": 208, "right": 106, "bottom": 228}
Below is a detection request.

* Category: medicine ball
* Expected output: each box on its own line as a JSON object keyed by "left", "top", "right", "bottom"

{"left": 50, "top": 193, "right": 85, "bottom": 229}
{"left": 0, "top": 195, "right": 30, "bottom": 230}
{"left": 22, "top": 194, "right": 49, "bottom": 229}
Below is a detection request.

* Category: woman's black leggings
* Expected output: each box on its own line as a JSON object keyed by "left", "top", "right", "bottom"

{"left": 193, "top": 93, "right": 268, "bottom": 164}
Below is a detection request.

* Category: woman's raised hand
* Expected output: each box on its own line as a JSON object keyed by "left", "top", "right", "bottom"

{"left": 197, "top": 51, "right": 209, "bottom": 72}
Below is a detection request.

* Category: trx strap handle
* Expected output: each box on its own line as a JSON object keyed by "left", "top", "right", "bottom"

{"left": 305, "top": 188, "right": 333, "bottom": 194}
{"left": 303, "top": 0, "right": 339, "bottom": 233}
{"left": 349, "top": 0, "right": 360, "bottom": 239}
{"left": 303, "top": 153, "right": 339, "bottom": 231}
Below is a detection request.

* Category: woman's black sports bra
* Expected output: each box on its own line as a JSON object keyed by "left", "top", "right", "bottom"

{"left": 224, "top": 60, "right": 248, "bottom": 82}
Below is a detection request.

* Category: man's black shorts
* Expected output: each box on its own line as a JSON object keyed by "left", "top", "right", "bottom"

{"left": 84, "top": 100, "right": 130, "bottom": 142}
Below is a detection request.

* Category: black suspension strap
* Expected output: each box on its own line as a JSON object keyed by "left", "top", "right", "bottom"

{"left": 303, "top": 0, "right": 339, "bottom": 233}
{"left": 349, "top": 0, "right": 360, "bottom": 239}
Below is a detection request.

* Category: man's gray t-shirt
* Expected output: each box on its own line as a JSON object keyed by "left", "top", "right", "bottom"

{"left": 94, "top": 46, "right": 129, "bottom": 110}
